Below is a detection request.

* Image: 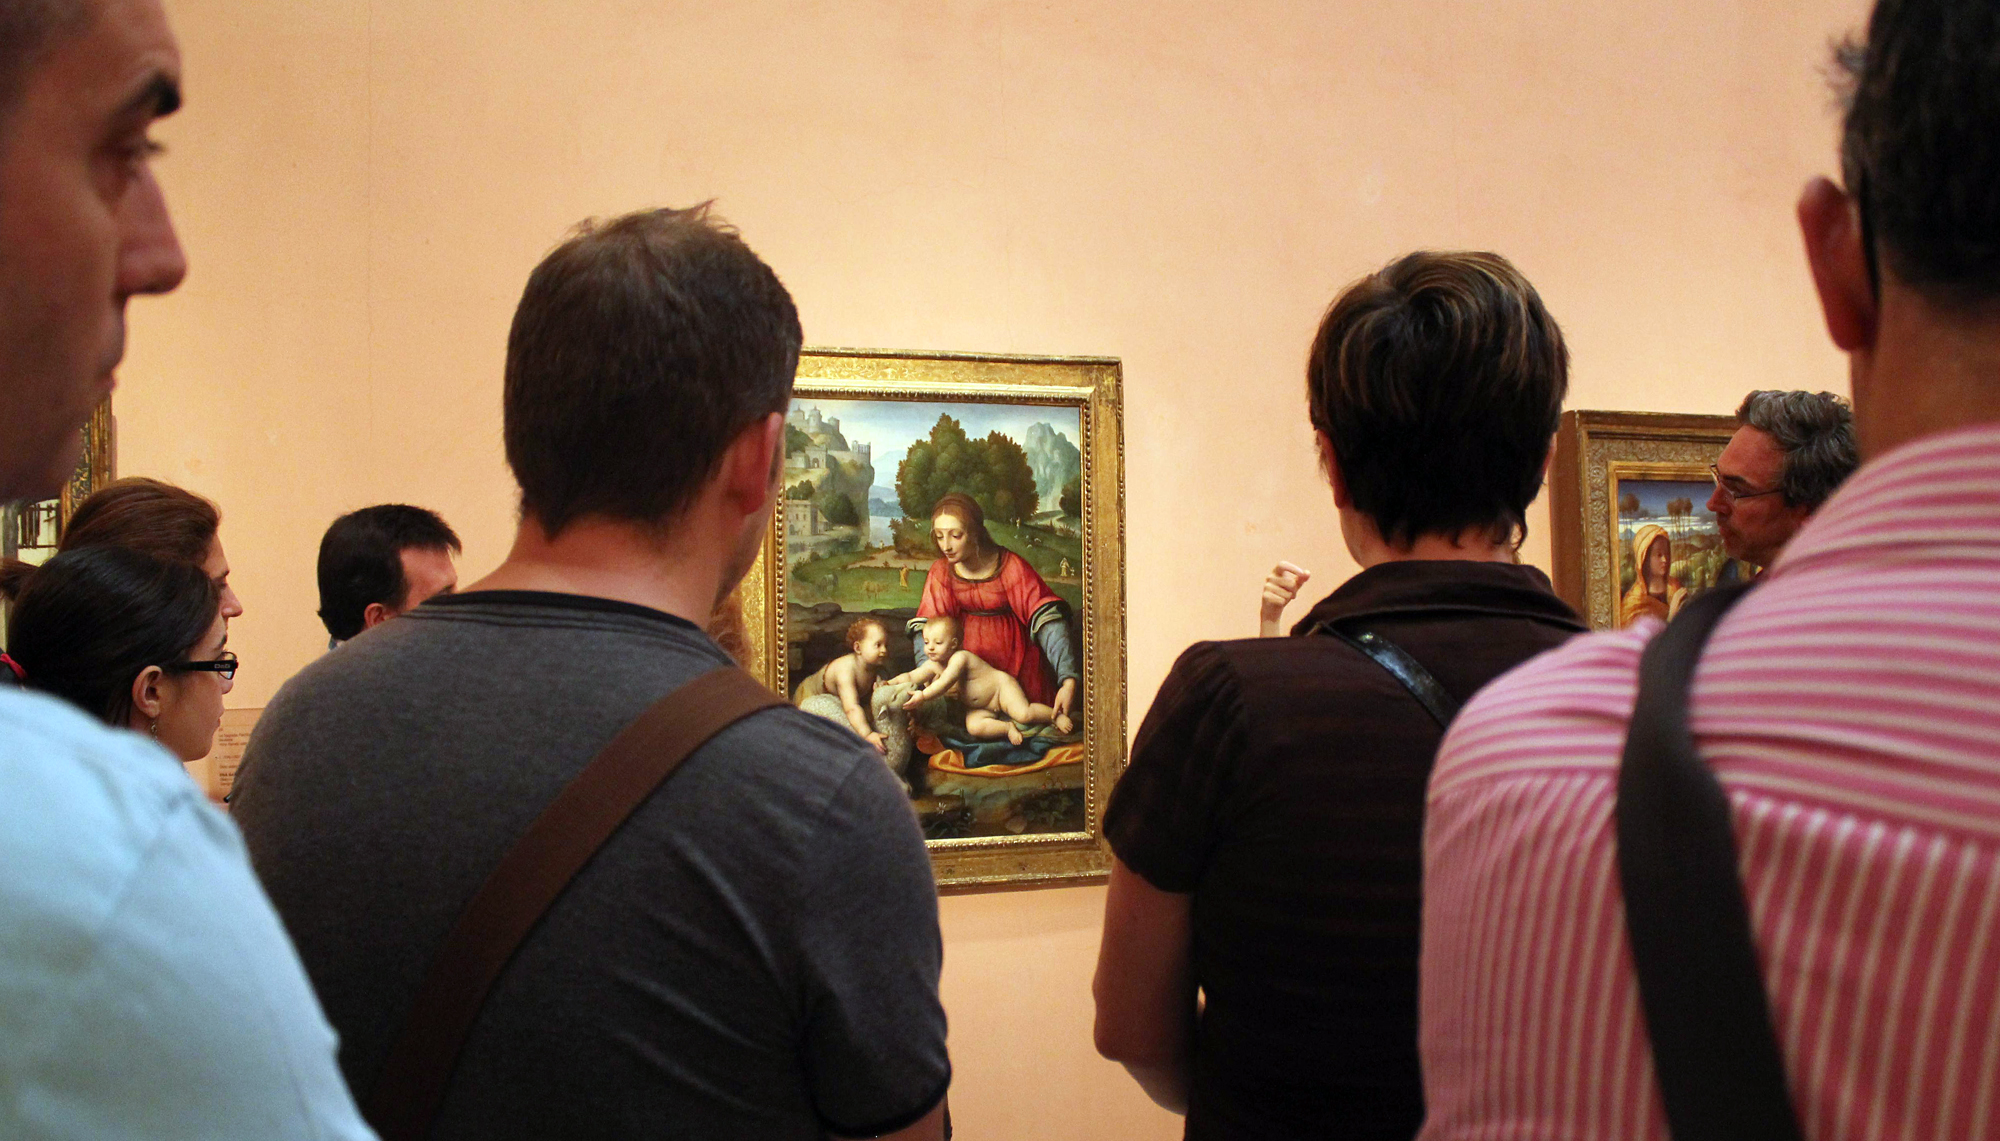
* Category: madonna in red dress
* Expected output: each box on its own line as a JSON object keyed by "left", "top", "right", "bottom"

{"left": 910, "top": 493, "right": 1079, "bottom": 721}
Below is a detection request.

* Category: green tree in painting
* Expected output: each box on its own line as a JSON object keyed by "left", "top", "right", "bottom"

{"left": 816, "top": 486, "right": 860, "bottom": 526}
{"left": 979, "top": 430, "right": 1039, "bottom": 523}
{"left": 898, "top": 415, "right": 974, "bottom": 519}
{"left": 1059, "top": 475, "right": 1081, "bottom": 519}
{"left": 896, "top": 414, "right": 1040, "bottom": 524}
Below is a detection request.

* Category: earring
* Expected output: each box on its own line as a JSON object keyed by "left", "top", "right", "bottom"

{"left": 148, "top": 719, "right": 158, "bottom": 737}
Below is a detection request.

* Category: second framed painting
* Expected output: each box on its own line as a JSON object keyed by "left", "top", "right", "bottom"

{"left": 1550, "top": 409, "right": 1749, "bottom": 630}
{"left": 738, "top": 348, "right": 1126, "bottom": 890}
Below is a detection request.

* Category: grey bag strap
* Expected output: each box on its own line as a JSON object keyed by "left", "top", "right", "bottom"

{"left": 1617, "top": 583, "right": 1804, "bottom": 1141}
{"left": 1313, "top": 622, "right": 1460, "bottom": 731}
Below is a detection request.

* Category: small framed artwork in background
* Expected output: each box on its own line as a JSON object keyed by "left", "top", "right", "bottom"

{"left": 0, "top": 401, "right": 113, "bottom": 611}
{"left": 738, "top": 348, "right": 1126, "bottom": 889}
{"left": 1550, "top": 410, "right": 1749, "bottom": 631}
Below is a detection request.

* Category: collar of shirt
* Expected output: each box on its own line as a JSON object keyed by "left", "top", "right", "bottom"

{"left": 1289, "top": 559, "right": 1584, "bottom": 636}
{"left": 1767, "top": 421, "right": 2000, "bottom": 580}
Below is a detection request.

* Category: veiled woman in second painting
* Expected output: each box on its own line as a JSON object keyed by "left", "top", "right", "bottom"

{"left": 1619, "top": 522, "right": 1687, "bottom": 626}
{"left": 911, "top": 492, "right": 1081, "bottom": 726}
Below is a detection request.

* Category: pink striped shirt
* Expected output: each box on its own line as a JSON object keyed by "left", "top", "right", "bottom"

{"left": 1419, "top": 424, "right": 2000, "bottom": 1141}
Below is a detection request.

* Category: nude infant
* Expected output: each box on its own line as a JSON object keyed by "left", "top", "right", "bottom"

{"left": 792, "top": 616, "right": 898, "bottom": 752}
{"left": 890, "top": 615, "right": 1074, "bottom": 745}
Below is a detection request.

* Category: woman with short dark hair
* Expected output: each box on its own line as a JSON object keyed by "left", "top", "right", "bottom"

{"left": 1093, "top": 251, "right": 1588, "bottom": 1140}
{"left": 1, "top": 546, "right": 235, "bottom": 765}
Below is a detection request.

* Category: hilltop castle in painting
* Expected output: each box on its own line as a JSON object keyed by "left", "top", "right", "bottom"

{"left": 784, "top": 406, "right": 875, "bottom": 538}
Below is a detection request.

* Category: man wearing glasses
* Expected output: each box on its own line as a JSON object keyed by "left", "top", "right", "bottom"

{"left": 1708, "top": 389, "right": 1859, "bottom": 581}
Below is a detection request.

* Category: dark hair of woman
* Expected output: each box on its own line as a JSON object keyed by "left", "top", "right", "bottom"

{"left": 1, "top": 546, "right": 219, "bottom": 725}
{"left": 1306, "top": 250, "right": 1568, "bottom": 549}
{"left": 59, "top": 476, "right": 222, "bottom": 564}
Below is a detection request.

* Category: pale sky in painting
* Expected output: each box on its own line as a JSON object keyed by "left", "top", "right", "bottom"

{"left": 794, "top": 396, "right": 1083, "bottom": 500}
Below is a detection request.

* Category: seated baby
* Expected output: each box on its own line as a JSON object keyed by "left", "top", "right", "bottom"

{"left": 889, "top": 615, "right": 1074, "bottom": 745}
{"left": 793, "top": 617, "right": 891, "bottom": 752}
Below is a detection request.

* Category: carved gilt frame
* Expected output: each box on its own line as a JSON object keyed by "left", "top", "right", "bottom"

{"left": 1, "top": 399, "right": 114, "bottom": 563}
{"left": 740, "top": 348, "right": 1126, "bottom": 890}
{"left": 1550, "top": 409, "right": 1737, "bottom": 630}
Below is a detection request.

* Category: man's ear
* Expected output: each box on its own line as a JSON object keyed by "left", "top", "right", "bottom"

{"left": 1317, "top": 430, "right": 1351, "bottom": 509}
{"left": 721, "top": 411, "right": 786, "bottom": 518}
{"left": 129, "top": 666, "right": 166, "bottom": 726}
{"left": 1798, "top": 177, "right": 1878, "bottom": 353}
{"left": 362, "top": 601, "right": 393, "bottom": 630}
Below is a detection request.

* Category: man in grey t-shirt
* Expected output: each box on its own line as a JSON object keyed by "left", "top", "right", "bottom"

{"left": 233, "top": 207, "right": 949, "bottom": 1140}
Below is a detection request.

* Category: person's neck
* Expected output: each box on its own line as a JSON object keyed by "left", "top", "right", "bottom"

{"left": 1855, "top": 289, "right": 2000, "bottom": 459}
{"left": 466, "top": 515, "right": 723, "bottom": 627}
{"left": 1341, "top": 507, "right": 1517, "bottom": 570}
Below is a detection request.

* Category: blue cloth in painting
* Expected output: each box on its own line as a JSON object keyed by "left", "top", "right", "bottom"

{"left": 943, "top": 724, "right": 1072, "bottom": 769}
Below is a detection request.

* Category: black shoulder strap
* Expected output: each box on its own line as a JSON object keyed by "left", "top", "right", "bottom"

{"left": 1315, "top": 622, "right": 1460, "bottom": 731}
{"left": 1617, "top": 584, "right": 1804, "bottom": 1141}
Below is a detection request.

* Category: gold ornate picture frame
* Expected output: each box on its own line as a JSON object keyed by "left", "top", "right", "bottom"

{"left": 739, "top": 348, "right": 1125, "bottom": 890}
{"left": 1, "top": 400, "right": 113, "bottom": 567}
{"left": 1551, "top": 409, "right": 1744, "bottom": 630}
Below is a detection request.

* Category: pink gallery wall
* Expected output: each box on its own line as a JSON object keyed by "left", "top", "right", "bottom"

{"left": 122, "top": 0, "right": 1865, "bottom": 1135}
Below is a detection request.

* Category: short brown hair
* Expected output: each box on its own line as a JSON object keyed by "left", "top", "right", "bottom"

{"left": 504, "top": 205, "right": 801, "bottom": 537}
{"left": 1306, "top": 251, "right": 1568, "bottom": 547}
{"left": 846, "top": 616, "right": 887, "bottom": 649}
{"left": 922, "top": 614, "right": 960, "bottom": 642}
{"left": 59, "top": 477, "right": 221, "bottom": 565}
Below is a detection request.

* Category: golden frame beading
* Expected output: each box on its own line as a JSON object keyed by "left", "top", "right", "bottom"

{"left": 1550, "top": 409, "right": 1740, "bottom": 630}
{"left": 739, "top": 348, "right": 1125, "bottom": 890}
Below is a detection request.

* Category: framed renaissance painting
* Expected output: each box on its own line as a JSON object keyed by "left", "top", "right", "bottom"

{"left": 0, "top": 400, "right": 113, "bottom": 570}
{"left": 1550, "top": 409, "right": 1748, "bottom": 630}
{"left": 739, "top": 348, "right": 1125, "bottom": 890}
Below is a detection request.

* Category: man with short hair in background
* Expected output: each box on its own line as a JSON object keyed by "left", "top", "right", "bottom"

{"left": 1709, "top": 388, "right": 1858, "bottom": 581}
{"left": 1418, "top": 1, "right": 2000, "bottom": 1136}
{"left": 0, "top": 1, "right": 373, "bottom": 1136}
{"left": 317, "top": 503, "right": 461, "bottom": 646}
{"left": 234, "top": 206, "right": 950, "bottom": 1141}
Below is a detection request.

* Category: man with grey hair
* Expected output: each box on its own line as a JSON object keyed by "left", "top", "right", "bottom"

{"left": 0, "top": 1, "right": 373, "bottom": 1137}
{"left": 1707, "top": 389, "right": 1859, "bottom": 574}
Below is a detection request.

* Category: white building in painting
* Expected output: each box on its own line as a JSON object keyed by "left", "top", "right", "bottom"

{"left": 785, "top": 498, "right": 822, "bottom": 538}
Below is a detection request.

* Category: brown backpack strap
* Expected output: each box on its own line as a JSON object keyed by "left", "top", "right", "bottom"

{"left": 365, "top": 667, "right": 784, "bottom": 1141}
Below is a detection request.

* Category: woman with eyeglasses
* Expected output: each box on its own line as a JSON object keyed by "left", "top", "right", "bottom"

{"left": 0, "top": 545, "right": 236, "bottom": 765}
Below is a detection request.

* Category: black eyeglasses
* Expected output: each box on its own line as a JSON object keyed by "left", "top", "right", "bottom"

{"left": 168, "top": 650, "right": 238, "bottom": 681}
{"left": 1708, "top": 464, "right": 1783, "bottom": 505}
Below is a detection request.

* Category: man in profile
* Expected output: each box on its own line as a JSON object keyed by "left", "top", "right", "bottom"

{"left": 234, "top": 207, "right": 950, "bottom": 1140}
{"left": 1709, "top": 389, "right": 1857, "bottom": 581}
{"left": 317, "top": 503, "right": 461, "bottom": 646}
{"left": 1418, "top": 1, "right": 2000, "bottom": 1136}
{"left": 0, "top": 1, "right": 372, "bottom": 1135}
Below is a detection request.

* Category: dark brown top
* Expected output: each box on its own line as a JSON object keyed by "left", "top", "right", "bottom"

{"left": 1105, "top": 561, "right": 1584, "bottom": 1141}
